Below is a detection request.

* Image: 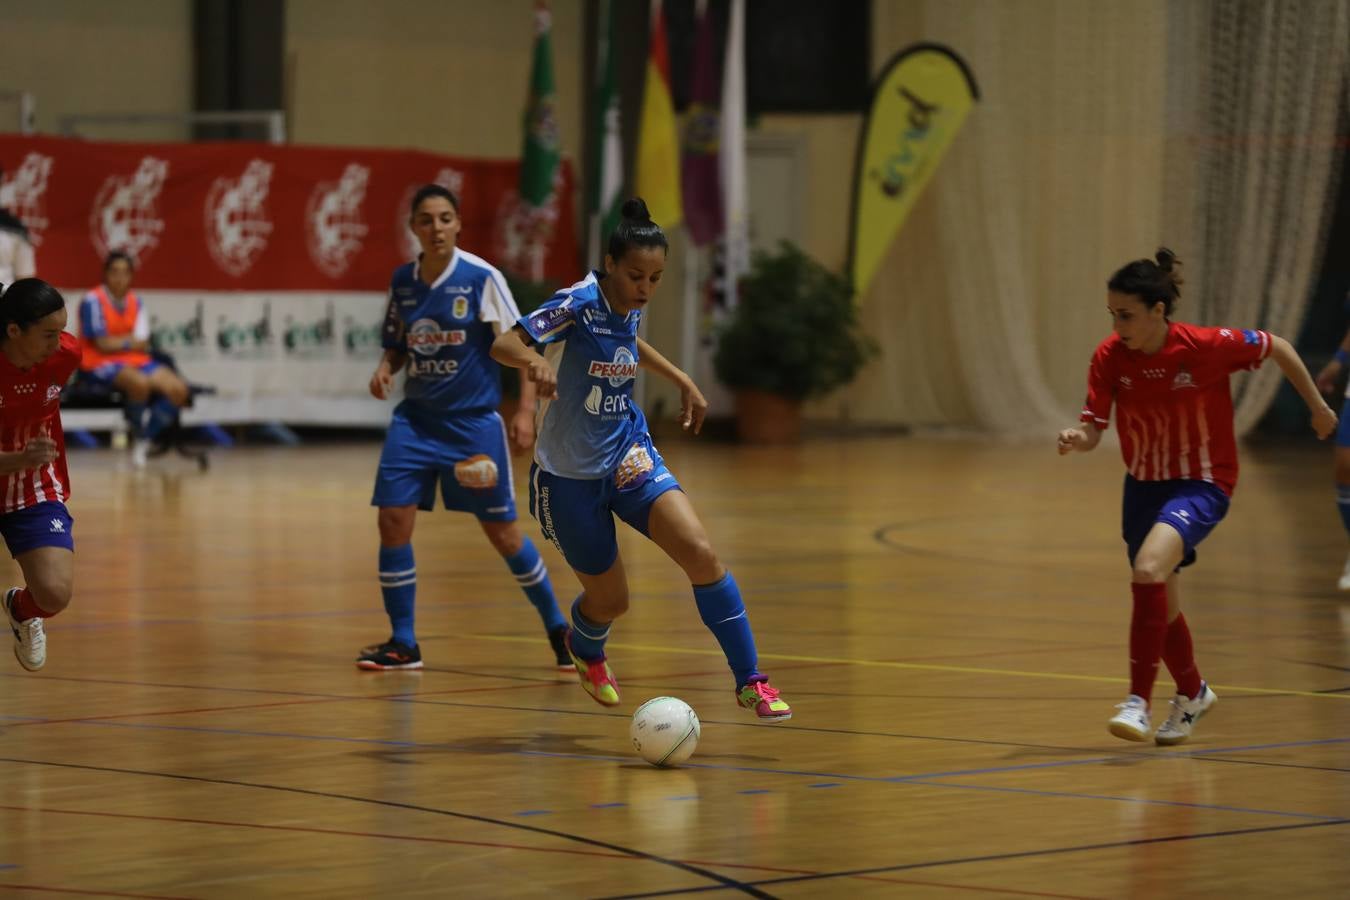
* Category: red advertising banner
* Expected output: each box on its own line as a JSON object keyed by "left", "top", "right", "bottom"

{"left": 0, "top": 136, "right": 578, "bottom": 291}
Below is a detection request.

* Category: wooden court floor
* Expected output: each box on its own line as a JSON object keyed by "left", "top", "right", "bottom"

{"left": 1, "top": 435, "right": 1347, "bottom": 898}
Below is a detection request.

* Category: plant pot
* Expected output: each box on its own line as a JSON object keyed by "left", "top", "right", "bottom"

{"left": 734, "top": 390, "right": 802, "bottom": 444}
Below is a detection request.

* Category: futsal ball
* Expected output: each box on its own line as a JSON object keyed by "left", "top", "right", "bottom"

{"left": 630, "top": 697, "right": 700, "bottom": 767}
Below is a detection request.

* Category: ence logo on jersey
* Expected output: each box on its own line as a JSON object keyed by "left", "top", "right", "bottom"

{"left": 407, "top": 318, "right": 465, "bottom": 355}
{"left": 588, "top": 346, "right": 638, "bottom": 387}
{"left": 584, "top": 384, "right": 629, "bottom": 417}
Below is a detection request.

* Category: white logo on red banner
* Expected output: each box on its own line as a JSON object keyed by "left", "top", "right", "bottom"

{"left": 205, "top": 159, "right": 275, "bottom": 277}
{"left": 398, "top": 169, "right": 464, "bottom": 261}
{"left": 306, "top": 164, "right": 370, "bottom": 278}
{"left": 0, "top": 152, "right": 53, "bottom": 246}
{"left": 89, "top": 156, "right": 169, "bottom": 264}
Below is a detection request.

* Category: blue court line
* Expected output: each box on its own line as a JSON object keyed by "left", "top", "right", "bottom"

{"left": 514, "top": 809, "right": 552, "bottom": 817}
{"left": 737, "top": 789, "right": 772, "bottom": 795}
{"left": 5, "top": 717, "right": 1341, "bottom": 822}
{"left": 591, "top": 802, "right": 627, "bottom": 809}
{"left": 0, "top": 865, "right": 17, "bottom": 870}
{"left": 807, "top": 783, "right": 842, "bottom": 789}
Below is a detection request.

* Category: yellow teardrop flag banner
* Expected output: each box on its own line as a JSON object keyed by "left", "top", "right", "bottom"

{"left": 848, "top": 44, "right": 979, "bottom": 300}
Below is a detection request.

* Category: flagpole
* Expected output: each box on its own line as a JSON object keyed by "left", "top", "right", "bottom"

{"left": 681, "top": 233, "right": 699, "bottom": 380}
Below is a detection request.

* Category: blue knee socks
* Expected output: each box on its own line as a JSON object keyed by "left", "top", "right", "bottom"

{"left": 693, "top": 571, "right": 759, "bottom": 688}
{"left": 569, "top": 595, "right": 611, "bottom": 661}
{"left": 378, "top": 543, "right": 417, "bottom": 647}
{"left": 504, "top": 538, "right": 565, "bottom": 632}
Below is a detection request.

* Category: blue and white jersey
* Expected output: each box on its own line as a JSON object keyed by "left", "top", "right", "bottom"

{"left": 382, "top": 248, "right": 520, "bottom": 422}
{"left": 519, "top": 272, "right": 648, "bottom": 479}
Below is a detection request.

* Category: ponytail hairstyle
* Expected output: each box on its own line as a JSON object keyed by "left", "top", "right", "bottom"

{"left": 0, "top": 278, "right": 66, "bottom": 342}
{"left": 1107, "top": 247, "right": 1184, "bottom": 316}
{"left": 606, "top": 197, "right": 669, "bottom": 262}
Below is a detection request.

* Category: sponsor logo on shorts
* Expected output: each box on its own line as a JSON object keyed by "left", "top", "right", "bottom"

{"left": 614, "top": 443, "right": 655, "bottom": 490}
{"left": 453, "top": 454, "right": 499, "bottom": 489}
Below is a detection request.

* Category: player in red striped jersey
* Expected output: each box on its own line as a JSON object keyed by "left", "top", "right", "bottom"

{"left": 0, "top": 278, "right": 81, "bottom": 671}
{"left": 1058, "top": 249, "right": 1336, "bottom": 745}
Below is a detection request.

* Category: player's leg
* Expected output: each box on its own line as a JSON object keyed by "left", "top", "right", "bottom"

{"left": 621, "top": 458, "right": 788, "bottom": 723}
{"left": 1154, "top": 573, "right": 1218, "bottom": 745}
{"left": 143, "top": 363, "right": 191, "bottom": 444}
{"left": 1334, "top": 399, "right": 1350, "bottom": 589}
{"left": 2, "top": 502, "right": 75, "bottom": 671}
{"left": 451, "top": 413, "right": 568, "bottom": 670}
{"left": 360, "top": 416, "right": 437, "bottom": 671}
{"left": 110, "top": 364, "right": 153, "bottom": 466}
{"left": 529, "top": 465, "right": 623, "bottom": 706}
{"left": 479, "top": 518, "right": 570, "bottom": 671}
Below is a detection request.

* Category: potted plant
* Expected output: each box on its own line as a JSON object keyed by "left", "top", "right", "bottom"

{"left": 713, "top": 241, "right": 877, "bottom": 444}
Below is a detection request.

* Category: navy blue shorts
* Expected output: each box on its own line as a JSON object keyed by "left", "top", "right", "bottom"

{"left": 84, "top": 359, "right": 163, "bottom": 388}
{"left": 1121, "top": 475, "right": 1229, "bottom": 571}
{"left": 0, "top": 500, "right": 75, "bottom": 557}
{"left": 528, "top": 433, "right": 682, "bottom": 576}
{"left": 371, "top": 407, "right": 517, "bottom": 521}
{"left": 1337, "top": 395, "right": 1350, "bottom": 448}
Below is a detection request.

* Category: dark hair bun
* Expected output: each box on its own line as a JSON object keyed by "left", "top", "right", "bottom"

{"left": 620, "top": 197, "right": 652, "bottom": 222}
{"left": 1154, "top": 247, "right": 1176, "bottom": 271}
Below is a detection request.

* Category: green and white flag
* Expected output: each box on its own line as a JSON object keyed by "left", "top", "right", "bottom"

{"left": 520, "top": 2, "right": 560, "bottom": 209}
{"left": 588, "top": 0, "right": 623, "bottom": 264}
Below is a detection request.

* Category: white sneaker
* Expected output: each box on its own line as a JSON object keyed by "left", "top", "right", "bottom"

{"left": 1338, "top": 552, "right": 1350, "bottom": 592}
{"left": 1155, "top": 682, "right": 1217, "bottom": 746}
{"left": 1108, "top": 694, "right": 1151, "bottom": 742}
{"left": 4, "top": 587, "right": 46, "bottom": 671}
{"left": 130, "top": 439, "right": 149, "bottom": 469}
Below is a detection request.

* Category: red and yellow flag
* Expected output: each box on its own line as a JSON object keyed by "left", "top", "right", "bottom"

{"left": 635, "top": 0, "right": 682, "bottom": 229}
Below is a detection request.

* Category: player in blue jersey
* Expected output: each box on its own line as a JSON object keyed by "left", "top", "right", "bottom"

{"left": 358, "top": 184, "right": 569, "bottom": 672}
{"left": 490, "top": 198, "right": 792, "bottom": 721}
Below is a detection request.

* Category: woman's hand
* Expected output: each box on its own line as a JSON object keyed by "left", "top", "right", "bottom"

{"left": 527, "top": 358, "right": 558, "bottom": 400}
{"left": 369, "top": 362, "right": 394, "bottom": 400}
{"left": 680, "top": 378, "right": 708, "bottom": 434}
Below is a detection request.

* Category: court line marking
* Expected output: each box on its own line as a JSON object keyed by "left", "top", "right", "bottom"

{"left": 0, "top": 886, "right": 192, "bottom": 899}
{"left": 5, "top": 718, "right": 1340, "bottom": 822}
{"left": 464, "top": 632, "right": 1350, "bottom": 700}
{"left": 0, "top": 803, "right": 1100, "bottom": 900}
{"left": 0, "top": 759, "right": 774, "bottom": 899}
{"left": 593, "top": 818, "right": 1350, "bottom": 898}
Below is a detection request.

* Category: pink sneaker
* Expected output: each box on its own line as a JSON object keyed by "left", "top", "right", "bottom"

{"left": 736, "top": 675, "right": 792, "bottom": 722}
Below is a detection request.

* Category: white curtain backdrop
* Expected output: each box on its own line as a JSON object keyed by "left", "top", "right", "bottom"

{"left": 843, "top": 0, "right": 1349, "bottom": 437}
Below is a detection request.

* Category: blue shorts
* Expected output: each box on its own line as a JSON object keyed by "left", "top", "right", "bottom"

{"left": 528, "top": 433, "right": 682, "bottom": 576}
{"left": 0, "top": 500, "right": 75, "bottom": 557}
{"left": 1121, "top": 476, "right": 1229, "bottom": 571}
{"left": 83, "top": 359, "right": 162, "bottom": 388}
{"left": 371, "top": 406, "right": 517, "bottom": 521}
{"left": 1337, "top": 395, "right": 1350, "bottom": 448}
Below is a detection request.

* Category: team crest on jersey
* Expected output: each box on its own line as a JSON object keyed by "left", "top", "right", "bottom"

{"left": 406, "top": 318, "right": 465, "bottom": 355}
{"left": 588, "top": 346, "right": 638, "bottom": 387}
{"left": 1171, "top": 366, "right": 1196, "bottom": 390}
{"left": 453, "top": 454, "right": 499, "bottom": 489}
{"left": 1118, "top": 375, "right": 1133, "bottom": 389}
{"left": 43, "top": 384, "right": 61, "bottom": 405}
{"left": 452, "top": 296, "right": 469, "bottom": 320}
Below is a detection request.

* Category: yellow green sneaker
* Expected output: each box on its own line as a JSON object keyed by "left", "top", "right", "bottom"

{"left": 736, "top": 675, "right": 791, "bottom": 722}
{"left": 565, "top": 629, "right": 620, "bottom": 707}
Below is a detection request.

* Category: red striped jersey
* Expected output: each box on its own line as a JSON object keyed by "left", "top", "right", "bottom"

{"left": 0, "top": 331, "right": 79, "bottom": 512}
{"left": 1080, "top": 322, "right": 1271, "bottom": 496}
